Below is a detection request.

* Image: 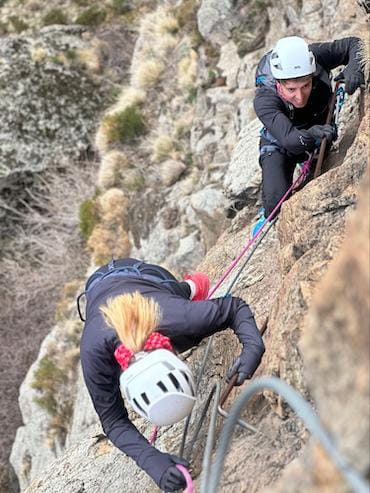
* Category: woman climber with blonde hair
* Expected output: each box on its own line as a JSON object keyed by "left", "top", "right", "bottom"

{"left": 78, "top": 257, "right": 264, "bottom": 492}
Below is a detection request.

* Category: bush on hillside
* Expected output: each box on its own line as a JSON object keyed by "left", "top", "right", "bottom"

{"left": 75, "top": 5, "right": 107, "bottom": 26}
{"left": 79, "top": 198, "right": 99, "bottom": 240}
{"left": 9, "top": 15, "right": 29, "bottom": 33}
{"left": 42, "top": 8, "right": 68, "bottom": 26}
{"left": 110, "top": 0, "right": 131, "bottom": 14}
{"left": 102, "top": 105, "right": 146, "bottom": 144}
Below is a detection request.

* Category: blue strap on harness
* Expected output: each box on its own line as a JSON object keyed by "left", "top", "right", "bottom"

{"left": 259, "top": 127, "right": 285, "bottom": 156}
{"left": 77, "top": 260, "right": 183, "bottom": 322}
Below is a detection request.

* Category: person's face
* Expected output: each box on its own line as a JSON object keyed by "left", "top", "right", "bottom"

{"left": 277, "top": 78, "right": 313, "bottom": 108}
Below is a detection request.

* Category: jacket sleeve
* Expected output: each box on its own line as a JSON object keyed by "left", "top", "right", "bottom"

{"left": 161, "top": 296, "right": 265, "bottom": 377}
{"left": 253, "top": 88, "right": 317, "bottom": 155}
{"left": 80, "top": 338, "right": 174, "bottom": 487}
{"left": 310, "top": 37, "right": 364, "bottom": 74}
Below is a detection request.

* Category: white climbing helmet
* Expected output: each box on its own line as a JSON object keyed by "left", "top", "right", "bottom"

{"left": 270, "top": 36, "right": 316, "bottom": 79}
{"left": 120, "top": 349, "right": 196, "bottom": 426}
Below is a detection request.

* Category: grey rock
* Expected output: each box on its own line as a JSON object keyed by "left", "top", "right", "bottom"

{"left": 223, "top": 117, "right": 262, "bottom": 204}
{"left": 197, "top": 0, "right": 237, "bottom": 44}
{"left": 0, "top": 27, "right": 106, "bottom": 181}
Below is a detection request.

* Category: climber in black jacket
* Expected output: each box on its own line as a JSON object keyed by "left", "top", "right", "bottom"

{"left": 79, "top": 258, "right": 264, "bottom": 492}
{"left": 250, "top": 35, "right": 364, "bottom": 236}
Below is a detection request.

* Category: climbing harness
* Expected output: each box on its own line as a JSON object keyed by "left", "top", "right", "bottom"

{"left": 208, "top": 151, "right": 313, "bottom": 298}
{"left": 77, "top": 259, "right": 189, "bottom": 322}
{"left": 313, "top": 80, "right": 345, "bottom": 178}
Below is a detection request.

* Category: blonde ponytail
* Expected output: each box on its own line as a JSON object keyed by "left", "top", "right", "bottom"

{"left": 100, "top": 292, "right": 162, "bottom": 352}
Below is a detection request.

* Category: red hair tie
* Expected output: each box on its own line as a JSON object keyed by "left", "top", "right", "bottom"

{"left": 114, "top": 332, "right": 173, "bottom": 370}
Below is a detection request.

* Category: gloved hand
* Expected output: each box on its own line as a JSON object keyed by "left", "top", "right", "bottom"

{"left": 306, "top": 124, "right": 336, "bottom": 143}
{"left": 334, "top": 70, "right": 364, "bottom": 95}
{"left": 226, "top": 356, "right": 251, "bottom": 386}
{"left": 159, "top": 454, "right": 189, "bottom": 492}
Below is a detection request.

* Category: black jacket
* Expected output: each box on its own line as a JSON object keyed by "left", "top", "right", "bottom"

{"left": 253, "top": 37, "right": 363, "bottom": 155}
{"left": 80, "top": 275, "right": 264, "bottom": 485}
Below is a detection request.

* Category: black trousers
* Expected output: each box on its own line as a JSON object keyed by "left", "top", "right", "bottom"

{"left": 260, "top": 151, "right": 298, "bottom": 217}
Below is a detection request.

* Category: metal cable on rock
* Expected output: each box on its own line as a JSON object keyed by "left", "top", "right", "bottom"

{"left": 202, "top": 376, "right": 370, "bottom": 493}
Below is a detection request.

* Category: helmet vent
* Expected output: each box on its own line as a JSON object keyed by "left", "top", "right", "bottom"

{"left": 133, "top": 398, "right": 147, "bottom": 416}
{"left": 169, "top": 373, "right": 182, "bottom": 391}
{"left": 141, "top": 392, "right": 150, "bottom": 405}
{"left": 157, "top": 381, "right": 168, "bottom": 392}
{"left": 181, "top": 370, "right": 195, "bottom": 396}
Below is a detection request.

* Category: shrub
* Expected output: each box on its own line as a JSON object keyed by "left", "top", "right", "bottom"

{"left": 156, "top": 11, "right": 179, "bottom": 35}
{"left": 87, "top": 224, "right": 131, "bottom": 265}
{"left": 175, "top": 0, "right": 198, "bottom": 28}
{"left": 79, "top": 198, "right": 99, "bottom": 240}
{"left": 9, "top": 15, "right": 29, "bottom": 33}
{"left": 31, "top": 356, "right": 65, "bottom": 393}
{"left": 122, "top": 169, "right": 145, "bottom": 191}
{"left": 112, "top": 87, "right": 147, "bottom": 113}
{"left": 49, "top": 55, "right": 64, "bottom": 65}
{"left": 132, "top": 59, "right": 165, "bottom": 89}
{"left": 102, "top": 105, "right": 146, "bottom": 144}
{"left": 98, "top": 151, "right": 129, "bottom": 189}
{"left": 186, "top": 86, "right": 197, "bottom": 104}
{"left": 42, "top": 8, "right": 68, "bottom": 26}
{"left": 31, "top": 356, "right": 66, "bottom": 415}
{"left": 151, "top": 134, "right": 177, "bottom": 162}
{"left": 110, "top": 0, "right": 130, "bottom": 14}
{"left": 75, "top": 5, "right": 107, "bottom": 26}
{"left": 99, "top": 188, "right": 128, "bottom": 225}
{"left": 0, "top": 20, "right": 9, "bottom": 34}
{"left": 34, "top": 393, "right": 58, "bottom": 416}
{"left": 177, "top": 49, "right": 198, "bottom": 89}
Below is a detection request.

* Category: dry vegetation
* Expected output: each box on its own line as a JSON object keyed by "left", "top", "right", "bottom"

{"left": 0, "top": 164, "right": 95, "bottom": 491}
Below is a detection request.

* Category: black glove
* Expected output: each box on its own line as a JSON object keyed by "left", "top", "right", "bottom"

{"left": 159, "top": 454, "right": 189, "bottom": 492}
{"left": 226, "top": 356, "right": 251, "bottom": 386}
{"left": 306, "top": 124, "right": 336, "bottom": 143}
{"left": 334, "top": 70, "right": 364, "bottom": 95}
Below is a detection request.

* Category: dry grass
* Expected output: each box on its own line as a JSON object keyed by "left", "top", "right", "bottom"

{"left": 87, "top": 224, "right": 131, "bottom": 265}
{"left": 155, "top": 33, "right": 179, "bottom": 58}
{"left": 99, "top": 187, "right": 129, "bottom": 224}
{"left": 174, "top": 109, "right": 195, "bottom": 138}
{"left": 112, "top": 86, "right": 147, "bottom": 113}
{"left": 151, "top": 133, "right": 177, "bottom": 162}
{"left": 0, "top": 163, "right": 94, "bottom": 492}
{"left": 76, "top": 46, "right": 102, "bottom": 73}
{"left": 87, "top": 187, "right": 131, "bottom": 264}
{"left": 30, "top": 46, "right": 47, "bottom": 63}
{"left": 177, "top": 48, "right": 198, "bottom": 89}
{"left": 131, "top": 58, "right": 165, "bottom": 89}
{"left": 97, "top": 150, "right": 129, "bottom": 189}
{"left": 139, "top": 6, "right": 179, "bottom": 37}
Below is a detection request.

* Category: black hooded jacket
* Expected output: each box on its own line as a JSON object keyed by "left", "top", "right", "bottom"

{"left": 80, "top": 273, "right": 264, "bottom": 486}
{"left": 253, "top": 37, "right": 363, "bottom": 155}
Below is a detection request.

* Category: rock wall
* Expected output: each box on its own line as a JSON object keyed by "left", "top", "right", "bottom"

{"left": 7, "top": 0, "right": 369, "bottom": 492}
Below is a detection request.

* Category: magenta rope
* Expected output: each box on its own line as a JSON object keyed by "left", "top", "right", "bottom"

{"left": 208, "top": 154, "right": 313, "bottom": 298}
{"left": 149, "top": 425, "right": 159, "bottom": 445}
{"left": 176, "top": 464, "right": 194, "bottom": 493}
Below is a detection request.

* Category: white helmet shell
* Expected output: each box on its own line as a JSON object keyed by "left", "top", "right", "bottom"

{"left": 270, "top": 36, "right": 316, "bottom": 79}
{"left": 120, "top": 349, "right": 196, "bottom": 426}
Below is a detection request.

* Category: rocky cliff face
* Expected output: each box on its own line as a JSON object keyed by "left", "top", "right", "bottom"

{"left": 4, "top": 0, "right": 369, "bottom": 492}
